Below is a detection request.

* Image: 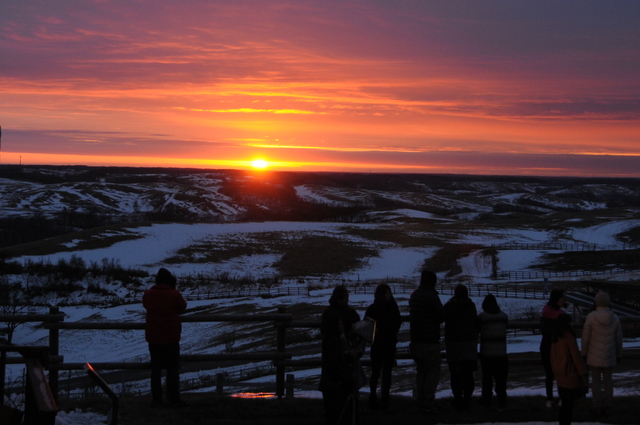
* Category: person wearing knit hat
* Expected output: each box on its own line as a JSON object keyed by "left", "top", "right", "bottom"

{"left": 143, "top": 268, "right": 187, "bottom": 407}
{"left": 319, "top": 285, "right": 361, "bottom": 424}
{"left": 444, "top": 283, "right": 478, "bottom": 411}
{"left": 156, "top": 267, "right": 177, "bottom": 287}
{"left": 581, "top": 291, "right": 623, "bottom": 417}
{"left": 365, "top": 283, "right": 402, "bottom": 411}
{"left": 409, "top": 270, "right": 445, "bottom": 414}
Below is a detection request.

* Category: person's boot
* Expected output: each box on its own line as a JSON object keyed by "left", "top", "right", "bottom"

{"left": 497, "top": 396, "right": 507, "bottom": 411}
{"left": 462, "top": 396, "right": 471, "bottom": 411}
{"left": 479, "top": 395, "right": 491, "bottom": 408}
{"left": 379, "top": 394, "right": 389, "bottom": 411}
{"left": 368, "top": 393, "right": 378, "bottom": 411}
{"left": 452, "top": 396, "right": 464, "bottom": 411}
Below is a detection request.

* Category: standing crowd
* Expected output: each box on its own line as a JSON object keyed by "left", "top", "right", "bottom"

{"left": 139, "top": 267, "right": 624, "bottom": 425}
{"left": 319, "top": 270, "right": 624, "bottom": 425}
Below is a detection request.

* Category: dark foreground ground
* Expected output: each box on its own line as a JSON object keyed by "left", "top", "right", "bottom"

{"left": 64, "top": 393, "right": 639, "bottom": 425}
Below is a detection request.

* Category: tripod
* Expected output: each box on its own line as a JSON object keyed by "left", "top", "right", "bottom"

{"left": 336, "top": 360, "right": 367, "bottom": 425}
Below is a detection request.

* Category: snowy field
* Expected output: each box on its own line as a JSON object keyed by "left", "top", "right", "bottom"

{"left": 5, "top": 210, "right": 640, "bottom": 425}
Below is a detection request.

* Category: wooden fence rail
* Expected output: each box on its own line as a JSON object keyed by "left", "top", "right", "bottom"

{"left": 3, "top": 307, "right": 640, "bottom": 402}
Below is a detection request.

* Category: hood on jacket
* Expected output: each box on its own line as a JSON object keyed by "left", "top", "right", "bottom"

{"left": 593, "top": 307, "right": 617, "bottom": 327}
{"left": 594, "top": 291, "right": 611, "bottom": 307}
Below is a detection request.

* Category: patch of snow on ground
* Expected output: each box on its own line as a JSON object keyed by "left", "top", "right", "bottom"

{"left": 55, "top": 409, "right": 107, "bottom": 425}
{"left": 571, "top": 220, "right": 640, "bottom": 247}
{"left": 341, "top": 247, "right": 436, "bottom": 281}
{"left": 294, "top": 185, "right": 342, "bottom": 205}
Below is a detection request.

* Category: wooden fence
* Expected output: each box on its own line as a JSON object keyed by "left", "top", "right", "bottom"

{"left": 498, "top": 268, "right": 636, "bottom": 281}
{"left": 3, "top": 307, "right": 640, "bottom": 403}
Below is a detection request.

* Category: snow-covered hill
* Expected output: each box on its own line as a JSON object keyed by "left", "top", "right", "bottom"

{"left": 2, "top": 167, "right": 640, "bottom": 222}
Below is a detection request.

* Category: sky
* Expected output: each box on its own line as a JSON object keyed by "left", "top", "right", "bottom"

{"left": 1, "top": 1, "right": 639, "bottom": 176}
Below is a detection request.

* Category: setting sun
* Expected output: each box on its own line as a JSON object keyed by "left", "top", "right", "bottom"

{"left": 252, "top": 159, "right": 268, "bottom": 169}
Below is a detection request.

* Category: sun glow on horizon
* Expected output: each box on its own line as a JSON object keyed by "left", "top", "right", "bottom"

{"left": 251, "top": 159, "right": 269, "bottom": 169}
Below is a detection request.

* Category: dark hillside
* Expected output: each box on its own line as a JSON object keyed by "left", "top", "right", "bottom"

{"left": 2, "top": 165, "right": 640, "bottom": 249}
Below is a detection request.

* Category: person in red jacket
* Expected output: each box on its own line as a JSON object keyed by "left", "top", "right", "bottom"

{"left": 143, "top": 268, "right": 187, "bottom": 406}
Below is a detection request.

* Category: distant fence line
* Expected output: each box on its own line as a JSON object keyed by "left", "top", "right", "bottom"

{"left": 130, "top": 281, "right": 548, "bottom": 302}
{"left": 493, "top": 242, "right": 612, "bottom": 251}
{"left": 437, "top": 283, "right": 548, "bottom": 300}
{"left": 498, "top": 267, "right": 639, "bottom": 281}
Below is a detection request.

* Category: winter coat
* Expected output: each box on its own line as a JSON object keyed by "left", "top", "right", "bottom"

{"left": 539, "top": 305, "right": 566, "bottom": 354}
{"left": 143, "top": 284, "right": 187, "bottom": 345}
{"left": 409, "top": 285, "right": 445, "bottom": 344}
{"left": 320, "top": 303, "right": 361, "bottom": 385}
{"left": 550, "top": 333, "right": 588, "bottom": 389}
{"left": 365, "top": 299, "right": 402, "bottom": 348}
{"left": 581, "top": 306, "right": 623, "bottom": 368}
{"left": 478, "top": 310, "right": 508, "bottom": 357}
{"left": 444, "top": 297, "right": 478, "bottom": 363}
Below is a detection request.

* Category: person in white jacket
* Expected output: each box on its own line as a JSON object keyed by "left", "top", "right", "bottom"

{"left": 580, "top": 291, "right": 622, "bottom": 417}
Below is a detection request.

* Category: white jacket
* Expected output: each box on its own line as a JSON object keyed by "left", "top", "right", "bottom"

{"left": 580, "top": 307, "right": 622, "bottom": 368}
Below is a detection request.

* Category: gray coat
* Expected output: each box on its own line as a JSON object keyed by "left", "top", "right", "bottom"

{"left": 478, "top": 310, "right": 508, "bottom": 357}
{"left": 444, "top": 297, "right": 478, "bottom": 362}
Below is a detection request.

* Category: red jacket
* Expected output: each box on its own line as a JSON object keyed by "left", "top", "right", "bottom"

{"left": 143, "top": 285, "right": 187, "bottom": 344}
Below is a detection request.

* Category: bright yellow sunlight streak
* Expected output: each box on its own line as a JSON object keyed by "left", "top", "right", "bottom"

{"left": 251, "top": 159, "right": 268, "bottom": 169}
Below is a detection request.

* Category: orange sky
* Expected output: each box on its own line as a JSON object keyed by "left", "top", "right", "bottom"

{"left": 1, "top": 1, "right": 639, "bottom": 176}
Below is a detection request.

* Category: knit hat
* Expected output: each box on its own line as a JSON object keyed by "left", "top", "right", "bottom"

{"left": 454, "top": 283, "right": 469, "bottom": 299}
{"left": 331, "top": 285, "right": 349, "bottom": 299}
{"left": 329, "top": 285, "right": 349, "bottom": 305}
{"left": 156, "top": 267, "right": 177, "bottom": 288}
{"left": 594, "top": 291, "right": 611, "bottom": 307}
{"left": 420, "top": 270, "right": 437, "bottom": 288}
{"left": 482, "top": 293, "right": 500, "bottom": 314}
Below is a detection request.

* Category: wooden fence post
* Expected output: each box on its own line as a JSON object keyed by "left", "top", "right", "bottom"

{"left": 275, "top": 306, "right": 287, "bottom": 399}
{"left": 216, "top": 373, "right": 225, "bottom": 394}
{"left": 48, "top": 306, "right": 60, "bottom": 403}
{"left": 285, "top": 374, "right": 294, "bottom": 399}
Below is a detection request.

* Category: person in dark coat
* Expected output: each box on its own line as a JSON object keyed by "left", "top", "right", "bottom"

{"left": 142, "top": 268, "right": 187, "bottom": 406}
{"left": 477, "top": 294, "right": 508, "bottom": 409}
{"left": 540, "top": 289, "right": 568, "bottom": 408}
{"left": 320, "top": 285, "right": 361, "bottom": 425}
{"left": 444, "top": 283, "right": 478, "bottom": 411}
{"left": 365, "top": 283, "right": 402, "bottom": 411}
{"left": 409, "top": 270, "right": 445, "bottom": 414}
